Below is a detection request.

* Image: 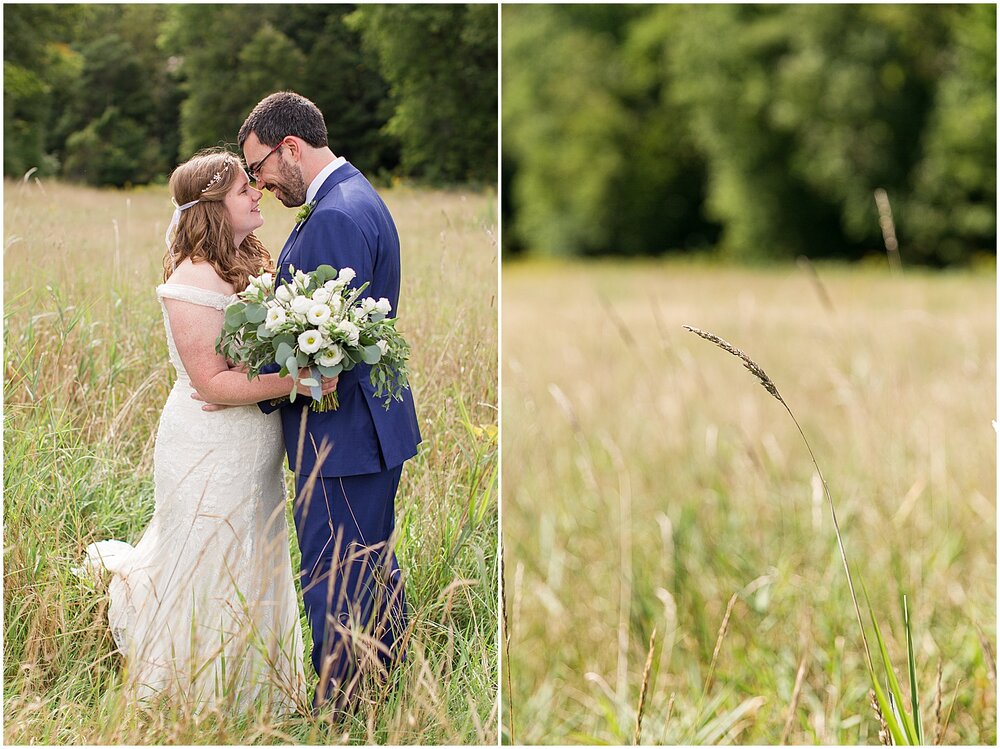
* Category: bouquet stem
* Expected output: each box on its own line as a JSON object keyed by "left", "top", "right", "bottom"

{"left": 311, "top": 391, "right": 340, "bottom": 412}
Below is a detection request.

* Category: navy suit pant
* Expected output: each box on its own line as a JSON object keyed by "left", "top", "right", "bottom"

{"left": 292, "top": 467, "right": 407, "bottom": 709}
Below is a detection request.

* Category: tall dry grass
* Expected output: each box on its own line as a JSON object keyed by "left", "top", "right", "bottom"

{"left": 501, "top": 257, "right": 995, "bottom": 744}
{"left": 3, "top": 177, "right": 498, "bottom": 744}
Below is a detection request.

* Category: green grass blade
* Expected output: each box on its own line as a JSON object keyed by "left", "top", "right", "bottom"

{"left": 871, "top": 670, "right": 909, "bottom": 746}
{"left": 903, "top": 595, "right": 923, "bottom": 745}
{"left": 864, "top": 585, "right": 918, "bottom": 744}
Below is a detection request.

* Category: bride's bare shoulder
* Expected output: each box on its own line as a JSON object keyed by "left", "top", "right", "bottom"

{"left": 163, "top": 259, "right": 235, "bottom": 296}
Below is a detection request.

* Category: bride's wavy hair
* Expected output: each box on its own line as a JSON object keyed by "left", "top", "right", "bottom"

{"left": 164, "top": 149, "right": 273, "bottom": 291}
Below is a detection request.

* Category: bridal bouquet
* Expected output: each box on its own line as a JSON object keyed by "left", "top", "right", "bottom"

{"left": 216, "top": 264, "right": 411, "bottom": 411}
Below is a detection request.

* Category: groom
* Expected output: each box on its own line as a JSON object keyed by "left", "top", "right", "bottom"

{"left": 239, "top": 91, "right": 421, "bottom": 711}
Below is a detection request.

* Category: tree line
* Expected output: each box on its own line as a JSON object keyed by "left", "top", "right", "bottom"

{"left": 4, "top": 4, "right": 497, "bottom": 188}
{"left": 503, "top": 5, "right": 995, "bottom": 265}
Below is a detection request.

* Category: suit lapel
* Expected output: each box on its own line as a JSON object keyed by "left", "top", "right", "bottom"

{"left": 275, "top": 231, "right": 299, "bottom": 278}
{"left": 275, "top": 163, "right": 361, "bottom": 276}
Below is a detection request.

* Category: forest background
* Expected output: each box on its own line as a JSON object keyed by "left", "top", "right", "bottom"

{"left": 4, "top": 4, "right": 497, "bottom": 187}
{"left": 502, "top": 4, "right": 995, "bottom": 266}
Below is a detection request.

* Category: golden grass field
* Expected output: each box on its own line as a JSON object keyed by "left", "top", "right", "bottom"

{"left": 501, "top": 258, "right": 995, "bottom": 744}
{"left": 4, "top": 177, "right": 498, "bottom": 744}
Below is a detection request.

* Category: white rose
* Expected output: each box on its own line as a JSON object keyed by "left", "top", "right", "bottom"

{"left": 317, "top": 346, "right": 344, "bottom": 368}
{"left": 335, "top": 319, "right": 360, "bottom": 346}
{"left": 311, "top": 287, "right": 331, "bottom": 305}
{"left": 324, "top": 280, "right": 338, "bottom": 291}
{"left": 338, "top": 267, "right": 356, "bottom": 284}
{"left": 298, "top": 329, "right": 324, "bottom": 355}
{"left": 264, "top": 307, "right": 286, "bottom": 330}
{"left": 375, "top": 297, "right": 392, "bottom": 315}
{"left": 307, "top": 303, "right": 332, "bottom": 325}
{"left": 275, "top": 285, "right": 292, "bottom": 303}
{"left": 255, "top": 272, "right": 273, "bottom": 289}
{"left": 376, "top": 340, "right": 389, "bottom": 356}
{"left": 360, "top": 297, "right": 378, "bottom": 314}
{"left": 291, "top": 295, "right": 313, "bottom": 315}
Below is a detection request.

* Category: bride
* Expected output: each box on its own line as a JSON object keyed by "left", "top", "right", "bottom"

{"left": 77, "top": 149, "right": 336, "bottom": 713}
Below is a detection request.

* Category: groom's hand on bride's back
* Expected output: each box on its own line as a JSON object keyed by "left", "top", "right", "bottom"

{"left": 191, "top": 390, "right": 233, "bottom": 412}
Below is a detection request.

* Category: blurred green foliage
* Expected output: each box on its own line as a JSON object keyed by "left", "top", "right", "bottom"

{"left": 3, "top": 4, "right": 496, "bottom": 187}
{"left": 503, "top": 5, "right": 995, "bottom": 265}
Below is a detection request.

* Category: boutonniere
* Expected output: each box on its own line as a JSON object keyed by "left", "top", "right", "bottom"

{"left": 294, "top": 201, "right": 316, "bottom": 230}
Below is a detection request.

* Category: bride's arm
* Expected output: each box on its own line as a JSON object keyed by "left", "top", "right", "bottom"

{"left": 163, "top": 299, "right": 335, "bottom": 405}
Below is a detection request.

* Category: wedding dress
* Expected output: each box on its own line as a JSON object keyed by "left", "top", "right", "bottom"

{"left": 78, "top": 283, "right": 306, "bottom": 713}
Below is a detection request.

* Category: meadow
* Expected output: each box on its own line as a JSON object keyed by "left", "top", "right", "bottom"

{"left": 501, "top": 258, "right": 995, "bottom": 744}
{"left": 3, "top": 177, "right": 498, "bottom": 744}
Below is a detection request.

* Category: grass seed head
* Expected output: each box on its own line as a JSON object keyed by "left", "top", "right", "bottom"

{"left": 682, "top": 326, "right": 783, "bottom": 403}
{"left": 870, "top": 689, "right": 892, "bottom": 746}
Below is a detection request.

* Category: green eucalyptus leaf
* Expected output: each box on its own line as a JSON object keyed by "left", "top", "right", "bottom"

{"left": 362, "top": 344, "right": 382, "bottom": 364}
{"left": 275, "top": 342, "right": 294, "bottom": 366}
{"left": 225, "top": 305, "right": 245, "bottom": 327}
{"left": 244, "top": 303, "right": 266, "bottom": 323}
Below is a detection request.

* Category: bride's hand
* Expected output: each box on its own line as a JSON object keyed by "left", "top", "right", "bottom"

{"left": 295, "top": 373, "right": 339, "bottom": 397}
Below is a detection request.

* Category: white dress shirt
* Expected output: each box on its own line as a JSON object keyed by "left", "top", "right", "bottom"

{"left": 306, "top": 156, "right": 347, "bottom": 204}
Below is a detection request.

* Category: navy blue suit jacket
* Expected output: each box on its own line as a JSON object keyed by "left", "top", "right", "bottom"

{"left": 263, "top": 163, "right": 421, "bottom": 477}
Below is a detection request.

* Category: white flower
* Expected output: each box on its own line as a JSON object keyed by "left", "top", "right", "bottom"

{"left": 360, "top": 297, "right": 378, "bottom": 314}
{"left": 275, "top": 285, "right": 292, "bottom": 303}
{"left": 317, "top": 346, "right": 344, "bottom": 367}
{"left": 311, "top": 287, "right": 331, "bottom": 305}
{"left": 298, "top": 329, "right": 324, "bottom": 354}
{"left": 324, "top": 280, "right": 338, "bottom": 291}
{"left": 335, "top": 319, "right": 360, "bottom": 346}
{"left": 375, "top": 297, "right": 392, "bottom": 315}
{"left": 264, "top": 307, "right": 286, "bottom": 330}
{"left": 376, "top": 340, "right": 389, "bottom": 356}
{"left": 254, "top": 272, "right": 273, "bottom": 289}
{"left": 338, "top": 267, "right": 356, "bottom": 284}
{"left": 293, "top": 269, "right": 309, "bottom": 288}
{"left": 307, "top": 303, "right": 332, "bottom": 325}
{"left": 291, "top": 295, "right": 313, "bottom": 315}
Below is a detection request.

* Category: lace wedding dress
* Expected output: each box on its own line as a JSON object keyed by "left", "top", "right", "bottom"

{"left": 78, "top": 283, "right": 306, "bottom": 713}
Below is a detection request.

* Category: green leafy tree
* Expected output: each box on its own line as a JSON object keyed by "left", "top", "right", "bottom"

{"left": 906, "top": 4, "right": 997, "bottom": 264}
{"left": 162, "top": 5, "right": 284, "bottom": 155}
{"left": 299, "top": 10, "right": 398, "bottom": 177}
{"left": 503, "top": 5, "right": 718, "bottom": 257}
{"left": 234, "top": 25, "right": 308, "bottom": 122}
{"left": 502, "top": 5, "right": 628, "bottom": 255}
{"left": 3, "top": 4, "right": 84, "bottom": 177}
{"left": 63, "top": 106, "right": 161, "bottom": 186}
{"left": 349, "top": 4, "right": 497, "bottom": 183}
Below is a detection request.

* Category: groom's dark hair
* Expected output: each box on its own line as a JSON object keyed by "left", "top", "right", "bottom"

{"left": 239, "top": 91, "right": 329, "bottom": 149}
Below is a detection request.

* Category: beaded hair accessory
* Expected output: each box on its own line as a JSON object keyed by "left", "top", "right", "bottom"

{"left": 200, "top": 160, "right": 231, "bottom": 193}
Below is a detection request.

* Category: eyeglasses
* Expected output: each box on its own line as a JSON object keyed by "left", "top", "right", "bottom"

{"left": 247, "top": 140, "right": 284, "bottom": 183}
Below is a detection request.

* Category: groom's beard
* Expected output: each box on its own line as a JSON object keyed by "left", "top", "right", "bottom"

{"left": 272, "top": 160, "right": 308, "bottom": 207}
